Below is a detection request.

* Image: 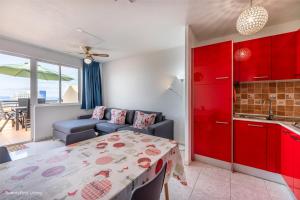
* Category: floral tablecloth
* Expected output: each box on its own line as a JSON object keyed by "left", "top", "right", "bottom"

{"left": 0, "top": 131, "right": 186, "bottom": 200}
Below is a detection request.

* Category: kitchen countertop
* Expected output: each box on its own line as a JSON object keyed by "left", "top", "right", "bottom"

{"left": 233, "top": 117, "right": 300, "bottom": 136}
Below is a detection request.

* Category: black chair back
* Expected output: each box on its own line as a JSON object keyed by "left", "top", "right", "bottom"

{"left": 0, "top": 146, "right": 11, "bottom": 164}
{"left": 18, "top": 98, "right": 29, "bottom": 107}
{"left": 131, "top": 163, "right": 167, "bottom": 200}
{"left": 38, "top": 98, "right": 46, "bottom": 104}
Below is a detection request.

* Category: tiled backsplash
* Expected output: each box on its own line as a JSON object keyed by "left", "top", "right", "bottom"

{"left": 234, "top": 80, "right": 300, "bottom": 118}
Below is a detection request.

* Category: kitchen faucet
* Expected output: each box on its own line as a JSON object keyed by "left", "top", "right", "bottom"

{"left": 267, "top": 98, "right": 274, "bottom": 120}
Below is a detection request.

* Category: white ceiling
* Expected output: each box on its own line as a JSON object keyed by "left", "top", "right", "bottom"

{"left": 0, "top": 0, "right": 299, "bottom": 62}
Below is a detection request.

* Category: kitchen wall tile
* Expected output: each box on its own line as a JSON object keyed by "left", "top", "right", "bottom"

{"left": 234, "top": 80, "right": 300, "bottom": 118}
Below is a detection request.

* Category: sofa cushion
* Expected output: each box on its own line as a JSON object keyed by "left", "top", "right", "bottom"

{"left": 134, "top": 110, "right": 163, "bottom": 123}
{"left": 133, "top": 111, "right": 156, "bottom": 129}
{"left": 91, "top": 106, "right": 105, "bottom": 120}
{"left": 109, "top": 109, "right": 127, "bottom": 125}
{"left": 118, "top": 126, "right": 154, "bottom": 135}
{"left": 104, "top": 108, "right": 135, "bottom": 125}
{"left": 53, "top": 119, "right": 103, "bottom": 134}
{"left": 96, "top": 122, "right": 129, "bottom": 133}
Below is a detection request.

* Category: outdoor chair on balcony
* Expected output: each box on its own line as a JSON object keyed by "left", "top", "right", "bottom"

{"left": 0, "top": 102, "right": 15, "bottom": 132}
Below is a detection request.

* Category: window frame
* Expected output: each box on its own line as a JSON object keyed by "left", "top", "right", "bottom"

{"left": 36, "top": 59, "right": 81, "bottom": 105}
{"left": 0, "top": 50, "right": 81, "bottom": 107}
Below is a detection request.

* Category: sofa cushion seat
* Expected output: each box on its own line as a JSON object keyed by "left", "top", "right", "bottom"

{"left": 118, "top": 126, "right": 154, "bottom": 135}
{"left": 96, "top": 122, "right": 129, "bottom": 133}
{"left": 53, "top": 119, "right": 105, "bottom": 134}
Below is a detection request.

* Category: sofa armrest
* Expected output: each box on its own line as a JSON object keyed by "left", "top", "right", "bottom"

{"left": 148, "top": 119, "right": 174, "bottom": 140}
{"left": 78, "top": 114, "right": 92, "bottom": 119}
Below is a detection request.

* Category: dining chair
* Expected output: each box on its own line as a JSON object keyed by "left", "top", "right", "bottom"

{"left": 0, "top": 146, "right": 11, "bottom": 164}
{"left": 21, "top": 99, "right": 31, "bottom": 131}
{"left": 0, "top": 102, "right": 15, "bottom": 132}
{"left": 130, "top": 163, "right": 167, "bottom": 200}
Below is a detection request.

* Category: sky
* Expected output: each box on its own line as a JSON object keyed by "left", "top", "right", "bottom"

{"left": 0, "top": 53, "right": 78, "bottom": 102}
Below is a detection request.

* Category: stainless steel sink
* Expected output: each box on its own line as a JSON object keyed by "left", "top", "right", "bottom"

{"left": 235, "top": 114, "right": 269, "bottom": 120}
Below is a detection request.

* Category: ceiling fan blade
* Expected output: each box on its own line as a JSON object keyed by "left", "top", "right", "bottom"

{"left": 91, "top": 53, "right": 109, "bottom": 57}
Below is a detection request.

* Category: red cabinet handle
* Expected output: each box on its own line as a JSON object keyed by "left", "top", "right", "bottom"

{"left": 282, "top": 130, "right": 290, "bottom": 134}
{"left": 248, "top": 124, "right": 264, "bottom": 128}
{"left": 215, "top": 77, "right": 229, "bottom": 80}
{"left": 215, "top": 121, "right": 229, "bottom": 125}
{"left": 290, "top": 135, "right": 300, "bottom": 141}
{"left": 253, "top": 76, "right": 268, "bottom": 79}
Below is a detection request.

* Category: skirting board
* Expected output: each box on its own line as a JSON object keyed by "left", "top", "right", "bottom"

{"left": 233, "top": 163, "right": 285, "bottom": 184}
{"left": 194, "top": 154, "right": 232, "bottom": 170}
{"left": 194, "top": 154, "right": 285, "bottom": 185}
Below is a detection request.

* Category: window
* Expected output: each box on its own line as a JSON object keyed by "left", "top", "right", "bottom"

{"left": 0, "top": 53, "right": 30, "bottom": 101}
{"left": 61, "top": 66, "right": 79, "bottom": 103}
{"left": 37, "top": 62, "right": 60, "bottom": 104}
{"left": 37, "top": 62, "right": 79, "bottom": 104}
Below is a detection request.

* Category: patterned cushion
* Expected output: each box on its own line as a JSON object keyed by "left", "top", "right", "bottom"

{"left": 133, "top": 111, "right": 156, "bottom": 129}
{"left": 109, "top": 109, "right": 127, "bottom": 125}
{"left": 91, "top": 106, "right": 105, "bottom": 120}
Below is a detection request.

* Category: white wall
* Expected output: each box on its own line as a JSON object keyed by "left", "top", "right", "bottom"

{"left": 193, "top": 19, "right": 300, "bottom": 47}
{"left": 102, "top": 46, "right": 185, "bottom": 144}
{"left": 34, "top": 105, "right": 91, "bottom": 141}
{"left": 184, "top": 26, "right": 197, "bottom": 164}
{"left": 0, "top": 37, "right": 89, "bottom": 141}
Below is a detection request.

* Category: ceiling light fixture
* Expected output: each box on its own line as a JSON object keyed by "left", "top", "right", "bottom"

{"left": 84, "top": 56, "right": 93, "bottom": 65}
{"left": 236, "top": 0, "right": 268, "bottom": 35}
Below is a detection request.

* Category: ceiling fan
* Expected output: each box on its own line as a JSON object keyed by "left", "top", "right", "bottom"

{"left": 79, "top": 46, "right": 109, "bottom": 64}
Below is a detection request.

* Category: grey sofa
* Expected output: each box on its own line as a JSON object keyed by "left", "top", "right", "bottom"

{"left": 53, "top": 108, "right": 174, "bottom": 145}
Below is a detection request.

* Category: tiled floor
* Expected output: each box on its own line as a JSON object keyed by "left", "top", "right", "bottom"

{"left": 7, "top": 140, "right": 294, "bottom": 200}
{"left": 161, "top": 161, "right": 294, "bottom": 200}
{"left": 0, "top": 121, "right": 31, "bottom": 146}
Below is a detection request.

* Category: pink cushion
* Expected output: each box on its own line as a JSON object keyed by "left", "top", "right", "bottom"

{"left": 133, "top": 111, "right": 156, "bottom": 129}
{"left": 109, "top": 109, "right": 127, "bottom": 125}
{"left": 91, "top": 106, "right": 105, "bottom": 120}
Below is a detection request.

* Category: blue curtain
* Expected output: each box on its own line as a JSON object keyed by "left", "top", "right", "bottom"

{"left": 81, "top": 60, "right": 103, "bottom": 109}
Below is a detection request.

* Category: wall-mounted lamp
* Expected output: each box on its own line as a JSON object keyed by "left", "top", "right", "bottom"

{"left": 168, "top": 76, "right": 184, "bottom": 97}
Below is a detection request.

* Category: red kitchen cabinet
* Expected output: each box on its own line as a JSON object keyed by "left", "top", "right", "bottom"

{"left": 193, "top": 41, "right": 232, "bottom": 162}
{"left": 234, "top": 120, "right": 267, "bottom": 170}
{"left": 267, "top": 124, "right": 282, "bottom": 173}
{"left": 294, "top": 134, "right": 300, "bottom": 200}
{"left": 233, "top": 43, "right": 240, "bottom": 83}
{"left": 235, "top": 37, "right": 271, "bottom": 82}
{"left": 193, "top": 41, "right": 232, "bottom": 84}
{"left": 271, "top": 31, "right": 298, "bottom": 80}
{"left": 297, "top": 30, "right": 300, "bottom": 76}
{"left": 194, "top": 83, "right": 232, "bottom": 162}
{"left": 281, "top": 127, "right": 294, "bottom": 191}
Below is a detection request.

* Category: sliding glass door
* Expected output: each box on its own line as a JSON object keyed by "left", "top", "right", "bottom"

{"left": 0, "top": 53, "right": 32, "bottom": 146}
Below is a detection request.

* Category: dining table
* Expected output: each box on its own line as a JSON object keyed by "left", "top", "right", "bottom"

{"left": 0, "top": 130, "right": 187, "bottom": 200}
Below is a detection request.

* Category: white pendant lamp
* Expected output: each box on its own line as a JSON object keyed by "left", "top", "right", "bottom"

{"left": 84, "top": 56, "right": 93, "bottom": 65}
{"left": 236, "top": 0, "right": 268, "bottom": 35}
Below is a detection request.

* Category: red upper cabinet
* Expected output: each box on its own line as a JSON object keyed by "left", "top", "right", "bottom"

{"left": 297, "top": 30, "right": 300, "bottom": 76}
{"left": 267, "top": 124, "right": 282, "bottom": 173}
{"left": 235, "top": 37, "right": 271, "bottom": 82}
{"left": 234, "top": 120, "right": 268, "bottom": 170}
{"left": 233, "top": 43, "right": 240, "bottom": 83}
{"left": 193, "top": 41, "right": 232, "bottom": 84}
{"left": 271, "top": 31, "right": 298, "bottom": 80}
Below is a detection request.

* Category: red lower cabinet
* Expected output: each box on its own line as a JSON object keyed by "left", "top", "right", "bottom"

{"left": 194, "top": 83, "right": 232, "bottom": 162}
{"left": 267, "top": 124, "right": 282, "bottom": 173}
{"left": 234, "top": 120, "right": 300, "bottom": 199}
{"left": 281, "top": 127, "right": 295, "bottom": 191}
{"left": 292, "top": 133, "right": 300, "bottom": 199}
{"left": 234, "top": 120, "right": 267, "bottom": 170}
